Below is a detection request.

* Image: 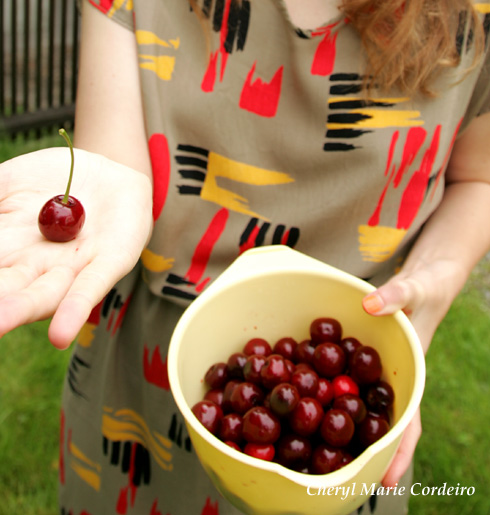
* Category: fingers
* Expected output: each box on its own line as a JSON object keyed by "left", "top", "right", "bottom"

{"left": 382, "top": 411, "right": 422, "bottom": 488}
{"left": 0, "top": 265, "right": 76, "bottom": 340}
{"left": 362, "top": 276, "right": 425, "bottom": 316}
{"left": 47, "top": 253, "right": 134, "bottom": 349}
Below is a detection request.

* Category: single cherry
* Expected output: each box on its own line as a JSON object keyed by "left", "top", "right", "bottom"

{"left": 204, "top": 362, "right": 229, "bottom": 389}
{"left": 260, "top": 354, "right": 291, "bottom": 389}
{"left": 310, "top": 317, "right": 342, "bottom": 344}
{"left": 320, "top": 408, "right": 355, "bottom": 448}
{"left": 191, "top": 400, "right": 223, "bottom": 435}
{"left": 38, "top": 129, "right": 85, "bottom": 242}
{"left": 288, "top": 397, "right": 324, "bottom": 437}
{"left": 269, "top": 382, "right": 300, "bottom": 417}
{"left": 313, "top": 342, "right": 346, "bottom": 378}
{"left": 276, "top": 434, "right": 312, "bottom": 468}
{"left": 311, "top": 444, "right": 345, "bottom": 474}
{"left": 273, "top": 337, "right": 297, "bottom": 360}
{"left": 349, "top": 346, "right": 382, "bottom": 385}
{"left": 243, "top": 338, "right": 272, "bottom": 356}
{"left": 365, "top": 380, "right": 395, "bottom": 412}
{"left": 218, "top": 413, "right": 244, "bottom": 444}
{"left": 244, "top": 442, "right": 275, "bottom": 461}
{"left": 332, "top": 374, "right": 359, "bottom": 398}
{"left": 242, "top": 406, "right": 281, "bottom": 444}
{"left": 332, "top": 394, "right": 367, "bottom": 424}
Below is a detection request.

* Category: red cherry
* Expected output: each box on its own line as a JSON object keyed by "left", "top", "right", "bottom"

{"left": 204, "top": 388, "right": 224, "bottom": 407}
{"left": 218, "top": 413, "right": 244, "bottom": 444}
{"left": 320, "top": 409, "right": 355, "bottom": 448}
{"left": 315, "top": 378, "right": 335, "bottom": 407}
{"left": 191, "top": 400, "right": 223, "bottom": 435}
{"left": 243, "top": 354, "right": 267, "bottom": 384}
{"left": 340, "top": 337, "right": 363, "bottom": 360}
{"left": 227, "top": 352, "right": 248, "bottom": 379}
{"left": 332, "top": 394, "right": 367, "bottom": 424}
{"left": 244, "top": 442, "right": 275, "bottom": 461}
{"left": 288, "top": 397, "right": 324, "bottom": 437}
{"left": 310, "top": 317, "right": 342, "bottom": 344}
{"left": 313, "top": 342, "right": 346, "bottom": 378}
{"left": 38, "top": 129, "right": 85, "bottom": 242}
{"left": 242, "top": 406, "right": 281, "bottom": 444}
{"left": 349, "top": 346, "right": 382, "bottom": 385}
{"left": 204, "top": 362, "right": 229, "bottom": 389}
{"left": 222, "top": 380, "right": 242, "bottom": 413}
{"left": 224, "top": 440, "right": 241, "bottom": 451}
{"left": 269, "top": 383, "right": 300, "bottom": 417}
{"left": 260, "top": 354, "right": 291, "bottom": 389}
{"left": 273, "top": 337, "right": 298, "bottom": 360}
{"left": 357, "top": 415, "right": 390, "bottom": 448}
{"left": 243, "top": 338, "right": 272, "bottom": 356}
{"left": 365, "top": 381, "right": 395, "bottom": 411}
{"left": 290, "top": 368, "right": 319, "bottom": 398}
{"left": 292, "top": 340, "right": 316, "bottom": 364}
{"left": 332, "top": 374, "right": 359, "bottom": 397}
{"left": 230, "top": 382, "right": 264, "bottom": 415}
{"left": 311, "top": 444, "right": 344, "bottom": 474}
{"left": 276, "top": 434, "right": 312, "bottom": 468}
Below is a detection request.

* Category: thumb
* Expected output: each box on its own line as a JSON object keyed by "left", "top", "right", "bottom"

{"left": 362, "top": 276, "right": 425, "bottom": 317}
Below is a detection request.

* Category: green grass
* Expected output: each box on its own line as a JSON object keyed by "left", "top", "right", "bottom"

{"left": 0, "top": 135, "right": 489, "bottom": 514}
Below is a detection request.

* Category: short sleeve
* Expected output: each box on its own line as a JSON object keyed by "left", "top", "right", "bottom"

{"left": 80, "top": 0, "right": 135, "bottom": 31}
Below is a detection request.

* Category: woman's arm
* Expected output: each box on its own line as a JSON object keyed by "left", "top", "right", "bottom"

{"left": 75, "top": 2, "right": 152, "bottom": 177}
{"left": 363, "top": 111, "right": 490, "bottom": 486}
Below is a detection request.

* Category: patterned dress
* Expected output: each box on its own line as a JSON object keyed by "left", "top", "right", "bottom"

{"left": 60, "top": 1, "right": 490, "bottom": 514}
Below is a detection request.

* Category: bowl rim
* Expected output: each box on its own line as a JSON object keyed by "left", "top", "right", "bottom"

{"left": 168, "top": 260, "right": 426, "bottom": 488}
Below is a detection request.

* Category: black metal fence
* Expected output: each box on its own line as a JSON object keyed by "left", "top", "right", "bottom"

{"left": 0, "top": 0, "right": 80, "bottom": 137}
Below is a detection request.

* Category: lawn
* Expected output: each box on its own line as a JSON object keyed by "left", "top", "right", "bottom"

{"left": 0, "top": 136, "right": 489, "bottom": 514}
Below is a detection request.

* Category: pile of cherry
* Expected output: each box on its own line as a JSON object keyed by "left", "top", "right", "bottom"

{"left": 191, "top": 317, "right": 394, "bottom": 475}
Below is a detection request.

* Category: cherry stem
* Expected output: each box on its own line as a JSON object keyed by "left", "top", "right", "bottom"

{"left": 59, "top": 128, "right": 75, "bottom": 205}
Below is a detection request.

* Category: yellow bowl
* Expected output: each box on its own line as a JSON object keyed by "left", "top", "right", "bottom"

{"left": 168, "top": 246, "right": 425, "bottom": 515}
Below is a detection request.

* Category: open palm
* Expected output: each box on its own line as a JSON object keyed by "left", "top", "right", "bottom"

{"left": 0, "top": 147, "right": 153, "bottom": 349}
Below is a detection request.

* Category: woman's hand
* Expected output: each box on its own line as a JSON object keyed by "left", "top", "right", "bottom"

{"left": 0, "top": 147, "right": 153, "bottom": 349}
{"left": 361, "top": 258, "right": 470, "bottom": 488}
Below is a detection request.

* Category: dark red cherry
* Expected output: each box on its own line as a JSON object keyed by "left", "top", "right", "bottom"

{"left": 332, "top": 394, "right": 367, "bottom": 424}
{"left": 358, "top": 415, "right": 390, "bottom": 448}
{"left": 273, "top": 337, "right": 297, "bottom": 360}
{"left": 191, "top": 400, "right": 223, "bottom": 435}
{"left": 243, "top": 337, "right": 272, "bottom": 356}
{"left": 313, "top": 342, "right": 346, "bottom": 378}
{"left": 365, "top": 381, "right": 395, "bottom": 411}
{"left": 320, "top": 409, "right": 355, "bottom": 448}
{"left": 204, "top": 362, "right": 229, "bottom": 389}
{"left": 242, "top": 406, "right": 281, "bottom": 444}
{"left": 310, "top": 317, "right": 342, "bottom": 344}
{"left": 290, "top": 368, "right": 319, "bottom": 397}
{"left": 38, "top": 195, "right": 85, "bottom": 243}
{"left": 288, "top": 397, "right": 324, "bottom": 437}
{"left": 222, "top": 380, "right": 242, "bottom": 413}
{"left": 311, "top": 444, "right": 344, "bottom": 474}
{"left": 350, "top": 346, "right": 382, "bottom": 385}
{"left": 315, "top": 378, "right": 335, "bottom": 407}
{"left": 292, "top": 340, "right": 316, "bottom": 364}
{"left": 230, "top": 382, "right": 264, "bottom": 415}
{"left": 269, "top": 383, "right": 300, "bottom": 417}
{"left": 260, "top": 354, "right": 291, "bottom": 389}
{"left": 340, "top": 337, "right": 363, "bottom": 360}
{"left": 218, "top": 413, "right": 244, "bottom": 444}
{"left": 204, "top": 388, "right": 224, "bottom": 407}
{"left": 244, "top": 442, "right": 275, "bottom": 461}
{"left": 276, "top": 434, "right": 312, "bottom": 468}
{"left": 38, "top": 129, "right": 85, "bottom": 242}
{"left": 227, "top": 352, "right": 248, "bottom": 379}
{"left": 243, "top": 354, "right": 267, "bottom": 384}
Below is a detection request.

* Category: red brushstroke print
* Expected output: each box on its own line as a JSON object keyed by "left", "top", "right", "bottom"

{"left": 111, "top": 294, "right": 133, "bottom": 336}
{"left": 116, "top": 443, "right": 138, "bottom": 514}
{"left": 185, "top": 208, "right": 229, "bottom": 284}
{"left": 143, "top": 345, "right": 170, "bottom": 390}
{"left": 201, "top": 497, "right": 220, "bottom": 515}
{"left": 393, "top": 127, "right": 426, "bottom": 188}
{"left": 239, "top": 224, "right": 261, "bottom": 254}
{"left": 87, "top": 299, "right": 103, "bottom": 326}
{"left": 397, "top": 125, "right": 441, "bottom": 229}
{"left": 150, "top": 500, "right": 165, "bottom": 515}
{"left": 368, "top": 131, "right": 399, "bottom": 226}
{"left": 201, "top": 0, "right": 232, "bottom": 92}
{"left": 311, "top": 24, "right": 339, "bottom": 76}
{"left": 88, "top": 0, "right": 115, "bottom": 14}
{"left": 239, "top": 62, "right": 284, "bottom": 117}
{"left": 149, "top": 133, "right": 171, "bottom": 221}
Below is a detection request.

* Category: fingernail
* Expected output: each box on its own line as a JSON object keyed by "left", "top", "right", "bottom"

{"left": 363, "top": 293, "right": 385, "bottom": 314}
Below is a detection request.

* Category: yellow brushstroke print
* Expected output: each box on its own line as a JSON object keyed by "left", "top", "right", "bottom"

{"left": 107, "top": 0, "right": 132, "bottom": 18}
{"left": 328, "top": 109, "right": 423, "bottom": 130}
{"left": 102, "top": 407, "right": 173, "bottom": 471}
{"left": 136, "top": 31, "right": 180, "bottom": 49}
{"left": 141, "top": 248, "right": 174, "bottom": 273}
{"left": 358, "top": 225, "right": 407, "bottom": 262}
{"left": 77, "top": 322, "right": 96, "bottom": 348}
{"left": 69, "top": 442, "right": 101, "bottom": 491}
{"left": 139, "top": 55, "right": 176, "bottom": 81}
{"left": 201, "top": 152, "right": 294, "bottom": 219}
{"left": 475, "top": 3, "right": 490, "bottom": 14}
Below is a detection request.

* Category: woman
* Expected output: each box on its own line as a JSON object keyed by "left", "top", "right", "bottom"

{"left": 1, "top": 1, "right": 490, "bottom": 513}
